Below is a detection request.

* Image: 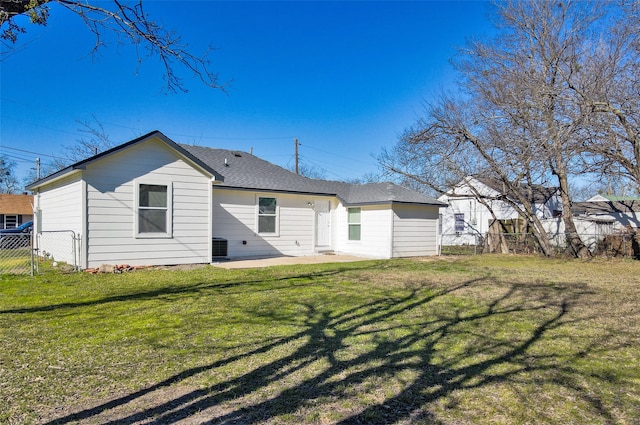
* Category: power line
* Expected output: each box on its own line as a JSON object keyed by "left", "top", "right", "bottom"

{"left": 302, "top": 156, "right": 350, "bottom": 181}
{"left": 301, "top": 143, "right": 377, "bottom": 166}
{"left": 0, "top": 145, "right": 65, "bottom": 160}
{"left": 0, "top": 152, "right": 33, "bottom": 164}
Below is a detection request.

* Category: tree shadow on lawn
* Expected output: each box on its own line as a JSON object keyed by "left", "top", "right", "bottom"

{"left": 43, "top": 275, "right": 618, "bottom": 425}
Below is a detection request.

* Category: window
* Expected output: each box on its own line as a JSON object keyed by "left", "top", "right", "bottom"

{"left": 454, "top": 213, "right": 465, "bottom": 232}
{"left": 348, "top": 207, "right": 361, "bottom": 241}
{"left": 136, "top": 183, "right": 172, "bottom": 237}
{"left": 3, "top": 215, "right": 18, "bottom": 229}
{"left": 258, "top": 197, "right": 277, "bottom": 234}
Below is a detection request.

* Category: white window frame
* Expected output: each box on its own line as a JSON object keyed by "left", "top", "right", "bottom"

{"left": 347, "top": 207, "right": 361, "bottom": 241}
{"left": 256, "top": 195, "right": 279, "bottom": 235}
{"left": 134, "top": 180, "right": 173, "bottom": 238}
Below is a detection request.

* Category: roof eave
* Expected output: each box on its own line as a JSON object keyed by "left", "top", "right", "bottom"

{"left": 341, "top": 200, "right": 448, "bottom": 207}
{"left": 25, "top": 167, "right": 83, "bottom": 191}
{"left": 213, "top": 185, "right": 336, "bottom": 197}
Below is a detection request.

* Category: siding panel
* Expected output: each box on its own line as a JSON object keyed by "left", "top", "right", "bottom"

{"left": 392, "top": 205, "right": 439, "bottom": 257}
{"left": 212, "top": 189, "right": 320, "bottom": 258}
{"left": 35, "top": 173, "right": 83, "bottom": 266}
{"left": 335, "top": 205, "right": 393, "bottom": 258}
{"left": 84, "top": 138, "right": 211, "bottom": 267}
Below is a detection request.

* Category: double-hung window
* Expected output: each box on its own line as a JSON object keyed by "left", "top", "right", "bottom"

{"left": 257, "top": 197, "right": 278, "bottom": 234}
{"left": 347, "top": 207, "right": 361, "bottom": 241}
{"left": 454, "top": 213, "right": 465, "bottom": 233}
{"left": 136, "top": 182, "right": 172, "bottom": 237}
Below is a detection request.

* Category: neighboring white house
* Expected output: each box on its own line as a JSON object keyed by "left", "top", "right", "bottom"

{"left": 572, "top": 195, "right": 640, "bottom": 230}
{"left": 26, "top": 131, "right": 446, "bottom": 269}
{"left": 537, "top": 196, "right": 640, "bottom": 252}
{"left": 438, "top": 176, "right": 561, "bottom": 246}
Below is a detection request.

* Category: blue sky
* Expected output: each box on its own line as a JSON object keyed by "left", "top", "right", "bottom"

{"left": 1, "top": 1, "right": 494, "bottom": 184}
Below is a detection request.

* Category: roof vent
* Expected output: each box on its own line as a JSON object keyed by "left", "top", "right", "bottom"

{"left": 233, "top": 153, "right": 242, "bottom": 157}
{"left": 224, "top": 158, "right": 229, "bottom": 167}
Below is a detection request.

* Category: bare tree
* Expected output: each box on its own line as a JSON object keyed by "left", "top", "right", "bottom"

{"left": 287, "top": 162, "right": 328, "bottom": 180}
{"left": 1, "top": 0, "right": 226, "bottom": 93}
{"left": 382, "top": 1, "right": 603, "bottom": 258}
{"left": 0, "top": 156, "right": 21, "bottom": 193}
{"left": 49, "top": 117, "right": 116, "bottom": 171}
{"left": 569, "top": 1, "right": 640, "bottom": 195}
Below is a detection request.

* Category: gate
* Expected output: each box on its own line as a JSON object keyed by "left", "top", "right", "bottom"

{"left": 34, "top": 231, "right": 81, "bottom": 274}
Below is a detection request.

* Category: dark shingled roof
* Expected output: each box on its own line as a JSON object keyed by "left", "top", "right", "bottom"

{"left": 179, "top": 144, "right": 445, "bottom": 206}
{"left": 572, "top": 200, "right": 640, "bottom": 215}
{"left": 476, "top": 177, "right": 559, "bottom": 204}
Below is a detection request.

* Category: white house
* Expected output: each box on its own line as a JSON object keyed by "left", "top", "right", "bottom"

{"left": 572, "top": 195, "right": 640, "bottom": 229}
{"left": 26, "top": 131, "right": 446, "bottom": 269}
{"left": 438, "top": 176, "right": 561, "bottom": 246}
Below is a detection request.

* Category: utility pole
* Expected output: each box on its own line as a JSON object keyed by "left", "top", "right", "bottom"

{"left": 294, "top": 137, "right": 299, "bottom": 174}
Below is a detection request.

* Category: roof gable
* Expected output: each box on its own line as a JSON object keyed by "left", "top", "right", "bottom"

{"left": 26, "top": 131, "right": 224, "bottom": 190}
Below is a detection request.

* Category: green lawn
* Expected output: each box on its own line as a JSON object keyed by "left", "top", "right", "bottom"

{"left": 1, "top": 256, "right": 639, "bottom": 424}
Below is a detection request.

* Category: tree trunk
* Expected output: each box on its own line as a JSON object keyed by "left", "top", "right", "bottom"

{"left": 631, "top": 230, "right": 640, "bottom": 260}
{"left": 528, "top": 215, "right": 555, "bottom": 257}
{"left": 556, "top": 170, "right": 591, "bottom": 258}
{"left": 486, "top": 220, "right": 510, "bottom": 254}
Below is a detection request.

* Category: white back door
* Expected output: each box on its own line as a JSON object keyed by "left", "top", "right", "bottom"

{"left": 315, "top": 200, "right": 331, "bottom": 249}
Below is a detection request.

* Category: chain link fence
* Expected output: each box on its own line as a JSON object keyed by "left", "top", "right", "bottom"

{"left": 0, "top": 230, "right": 80, "bottom": 275}
{"left": 0, "top": 231, "right": 34, "bottom": 275}
{"left": 440, "top": 231, "right": 638, "bottom": 258}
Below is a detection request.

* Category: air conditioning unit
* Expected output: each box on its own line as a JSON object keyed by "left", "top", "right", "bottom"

{"left": 212, "top": 237, "right": 228, "bottom": 257}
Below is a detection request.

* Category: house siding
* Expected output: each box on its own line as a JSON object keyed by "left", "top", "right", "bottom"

{"left": 34, "top": 173, "right": 83, "bottom": 266}
{"left": 335, "top": 204, "right": 393, "bottom": 258}
{"left": 84, "top": 138, "right": 211, "bottom": 267}
{"left": 212, "top": 189, "right": 321, "bottom": 258}
{"left": 392, "top": 204, "right": 440, "bottom": 257}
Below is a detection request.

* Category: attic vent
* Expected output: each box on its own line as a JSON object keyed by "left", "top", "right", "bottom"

{"left": 233, "top": 153, "right": 242, "bottom": 157}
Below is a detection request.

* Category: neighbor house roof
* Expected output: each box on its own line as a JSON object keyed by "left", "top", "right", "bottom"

{"left": 179, "top": 144, "right": 446, "bottom": 206}
{"left": 0, "top": 194, "right": 33, "bottom": 214}
{"left": 572, "top": 200, "right": 640, "bottom": 215}
{"left": 475, "top": 177, "right": 559, "bottom": 204}
{"left": 26, "top": 131, "right": 445, "bottom": 207}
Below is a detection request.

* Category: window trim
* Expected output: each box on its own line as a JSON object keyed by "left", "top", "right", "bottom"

{"left": 256, "top": 195, "right": 279, "bottom": 235}
{"left": 134, "top": 180, "right": 173, "bottom": 238}
{"left": 347, "top": 207, "right": 361, "bottom": 241}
